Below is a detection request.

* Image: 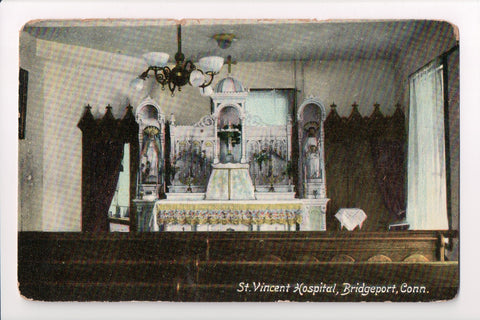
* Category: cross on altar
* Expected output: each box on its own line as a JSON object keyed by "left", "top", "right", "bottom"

{"left": 226, "top": 55, "right": 237, "bottom": 74}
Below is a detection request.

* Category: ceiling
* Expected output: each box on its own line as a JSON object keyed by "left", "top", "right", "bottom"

{"left": 23, "top": 19, "right": 456, "bottom": 63}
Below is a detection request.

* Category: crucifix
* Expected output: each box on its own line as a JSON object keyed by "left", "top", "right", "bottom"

{"left": 226, "top": 55, "right": 237, "bottom": 74}
{"left": 227, "top": 131, "right": 233, "bottom": 156}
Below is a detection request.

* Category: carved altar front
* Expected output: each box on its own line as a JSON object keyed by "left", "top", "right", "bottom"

{"left": 150, "top": 200, "right": 304, "bottom": 231}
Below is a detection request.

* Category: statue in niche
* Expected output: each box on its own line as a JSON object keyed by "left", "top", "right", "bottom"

{"left": 306, "top": 145, "right": 321, "bottom": 179}
{"left": 140, "top": 127, "right": 161, "bottom": 184}
{"left": 304, "top": 126, "right": 322, "bottom": 179}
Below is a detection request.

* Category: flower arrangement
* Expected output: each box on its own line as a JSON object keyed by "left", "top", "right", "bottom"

{"left": 253, "top": 149, "right": 270, "bottom": 171}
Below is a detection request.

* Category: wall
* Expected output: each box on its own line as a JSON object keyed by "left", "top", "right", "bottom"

{"left": 19, "top": 34, "right": 399, "bottom": 231}
{"left": 303, "top": 59, "right": 399, "bottom": 117}
{"left": 19, "top": 34, "right": 146, "bottom": 231}
{"left": 446, "top": 48, "right": 460, "bottom": 260}
{"left": 39, "top": 45, "right": 139, "bottom": 231}
{"left": 447, "top": 48, "right": 459, "bottom": 233}
{"left": 146, "top": 60, "right": 296, "bottom": 125}
{"left": 18, "top": 32, "right": 44, "bottom": 230}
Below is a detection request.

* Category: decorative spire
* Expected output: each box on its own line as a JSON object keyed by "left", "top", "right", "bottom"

{"left": 348, "top": 101, "right": 364, "bottom": 124}
{"left": 326, "top": 102, "right": 342, "bottom": 123}
{"left": 99, "top": 104, "right": 119, "bottom": 139}
{"left": 121, "top": 104, "right": 139, "bottom": 142}
{"left": 391, "top": 103, "right": 405, "bottom": 121}
{"left": 121, "top": 104, "right": 136, "bottom": 125}
{"left": 77, "top": 104, "right": 96, "bottom": 132}
{"left": 370, "top": 102, "right": 383, "bottom": 119}
{"left": 350, "top": 101, "right": 361, "bottom": 116}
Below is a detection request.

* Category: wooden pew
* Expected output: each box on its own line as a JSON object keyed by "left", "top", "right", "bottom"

{"left": 18, "top": 231, "right": 458, "bottom": 301}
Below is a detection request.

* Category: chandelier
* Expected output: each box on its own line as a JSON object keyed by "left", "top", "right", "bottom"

{"left": 130, "top": 25, "right": 224, "bottom": 96}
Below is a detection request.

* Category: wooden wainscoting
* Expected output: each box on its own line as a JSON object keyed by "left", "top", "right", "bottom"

{"left": 18, "top": 231, "right": 458, "bottom": 302}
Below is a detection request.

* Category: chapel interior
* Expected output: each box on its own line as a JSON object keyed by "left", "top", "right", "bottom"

{"left": 17, "top": 19, "right": 459, "bottom": 301}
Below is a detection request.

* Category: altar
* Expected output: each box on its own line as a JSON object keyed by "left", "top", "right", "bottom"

{"left": 132, "top": 74, "right": 329, "bottom": 232}
{"left": 149, "top": 200, "right": 304, "bottom": 231}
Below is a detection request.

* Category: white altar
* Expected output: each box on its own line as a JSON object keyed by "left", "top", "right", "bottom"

{"left": 133, "top": 74, "right": 329, "bottom": 232}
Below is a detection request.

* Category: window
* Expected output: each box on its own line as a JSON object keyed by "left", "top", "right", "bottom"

{"left": 108, "top": 143, "right": 131, "bottom": 232}
{"left": 407, "top": 60, "right": 449, "bottom": 230}
{"left": 245, "top": 89, "right": 293, "bottom": 126}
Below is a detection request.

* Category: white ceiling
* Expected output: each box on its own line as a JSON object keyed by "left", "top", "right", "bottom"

{"left": 23, "top": 19, "right": 456, "bottom": 63}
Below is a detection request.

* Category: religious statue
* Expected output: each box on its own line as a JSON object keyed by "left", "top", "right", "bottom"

{"left": 303, "top": 126, "right": 321, "bottom": 179}
{"left": 306, "top": 145, "right": 321, "bottom": 179}
{"left": 141, "top": 132, "right": 161, "bottom": 183}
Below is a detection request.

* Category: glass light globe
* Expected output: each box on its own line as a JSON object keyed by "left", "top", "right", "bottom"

{"left": 199, "top": 85, "right": 214, "bottom": 97}
{"left": 142, "top": 52, "right": 169, "bottom": 67}
{"left": 198, "top": 56, "right": 224, "bottom": 73}
{"left": 189, "top": 70, "right": 206, "bottom": 87}
{"left": 130, "top": 78, "right": 145, "bottom": 91}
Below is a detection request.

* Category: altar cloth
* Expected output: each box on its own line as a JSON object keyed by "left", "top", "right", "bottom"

{"left": 335, "top": 208, "right": 367, "bottom": 231}
{"left": 205, "top": 163, "right": 255, "bottom": 200}
{"left": 151, "top": 200, "right": 304, "bottom": 231}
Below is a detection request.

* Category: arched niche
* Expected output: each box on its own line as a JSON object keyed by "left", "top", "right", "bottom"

{"left": 211, "top": 102, "right": 248, "bottom": 164}
{"left": 217, "top": 105, "right": 241, "bottom": 128}
{"left": 297, "top": 97, "right": 327, "bottom": 123}
{"left": 297, "top": 97, "right": 327, "bottom": 199}
{"left": 135, "top": 96, "right": 165, "bottom": 127}
{"left": 135, "top": 97, "right": 166, "bottom": 198}
{"left": 216, "top": 105, "right": 242, "bottom": 163}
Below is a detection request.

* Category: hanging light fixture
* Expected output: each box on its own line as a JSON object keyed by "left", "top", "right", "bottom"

{"left": 130, "top": 25, "right": 224, "bottom": 96}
